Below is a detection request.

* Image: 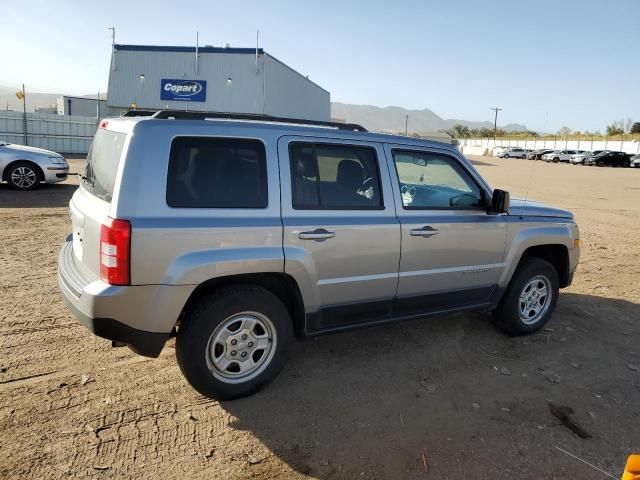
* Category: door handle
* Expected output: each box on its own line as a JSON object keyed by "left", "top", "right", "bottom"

{"left": 299, "top": 228, "right": 336, "bottom": 241}
{"left": 410, "top": 226, "right": 439, "bottom": 238}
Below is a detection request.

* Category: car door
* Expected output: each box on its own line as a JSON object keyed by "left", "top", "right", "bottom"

{"left": 384, "top": 144, "right": 507, "bottom": 315}
{"left": 279, "top": 136, "right": 400, "bottom": 332}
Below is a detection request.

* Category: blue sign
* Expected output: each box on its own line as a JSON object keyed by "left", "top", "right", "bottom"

{"left": 161, "top": 79, "right": 207, "bottom": 102}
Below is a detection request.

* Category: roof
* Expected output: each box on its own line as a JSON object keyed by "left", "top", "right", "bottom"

{"left": 114, "top": 44, "right": 264, "bottom": 55}
{"left": 111, "top": 114, "right": 457, "bottom": 152}
{"left": 59, "top": 95, "right": 106, "bottom": 101}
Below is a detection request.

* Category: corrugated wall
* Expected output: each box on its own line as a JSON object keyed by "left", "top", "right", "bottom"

{"left": 107, "top": 48, "right": 330, "bottom": 121}
{"left": 263, "top": 54, "right": 330, "bottom": 120}
{"left": 0, "top": 111, "right": 96, "bottom": 154}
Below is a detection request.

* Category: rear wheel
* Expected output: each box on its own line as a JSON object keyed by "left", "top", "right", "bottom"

{"left": 493, "top": 257, "right": 559, "bottom": 336}
{"left": 176, "top": 285, "right": 293, "bottom": 399}
{"left": 5, "top": 161, "right": 42, "bottom": 190}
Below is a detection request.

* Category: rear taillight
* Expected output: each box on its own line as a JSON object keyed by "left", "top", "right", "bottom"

{"left": 100, "top": 217, "right": 131, "bottom": 285}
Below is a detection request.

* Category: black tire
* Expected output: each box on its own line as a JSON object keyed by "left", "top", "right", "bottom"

{"left": 176, "top": 285, "right": 293, "bottom": 400}
{"left": 492, "top": 257, "right": 559, "bottom": 336}
{"left": 553, "top": 157, "right": 560, "bottom": 163}
{"left": 504, "top": 154, "right": 510, "bottom": 158}
{"left": 596, "top": 160, "right": 604, "bottom": 167}
{"left": 5, "top": 161, "right": 42, "bottom": 190}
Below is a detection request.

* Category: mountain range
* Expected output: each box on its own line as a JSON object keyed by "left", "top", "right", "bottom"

{"left": 0, "top": 85, "right": 527, "bottom": 133}
{"left": 331, "top": 102, "right": 528, "bottom": 134}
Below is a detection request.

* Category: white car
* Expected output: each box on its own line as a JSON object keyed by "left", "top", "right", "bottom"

{"left": 492, "top": 146, "right": 509, "bottom": 157}
{"left": 570, "top": 150, "right": 604, "bottom": 165}
{"left": 0, "top": 142, "right": 69, "bottom": 190}
{"left": 542, "top": 150, "right": 584, "bottom": 163}
{"left": 630, "top": 154, "right": 640, "bottom": 168}
{"left": 498, "top": 147, "right": 528, "bottom": 159}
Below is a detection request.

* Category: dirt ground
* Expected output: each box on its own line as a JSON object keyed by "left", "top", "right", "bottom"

{"left": 1, "top": 156, "right": 639, "bottom": 479}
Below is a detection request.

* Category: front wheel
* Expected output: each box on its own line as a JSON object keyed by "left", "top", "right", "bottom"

{"left": 176, "top": 285, "right": 293, "bottom": 399}
{"left": 493, "top": 257, "right": 559, "bottom": 336}
{"left": 6, "top": 161, "right": 42, "bottom": 190}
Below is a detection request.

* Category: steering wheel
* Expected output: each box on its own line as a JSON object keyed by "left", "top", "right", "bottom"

{"left": 449, "top": 193, "right": 479, "bottom": 207}
{"left": 357, "top": 177, "right": 375, "bottom": 200}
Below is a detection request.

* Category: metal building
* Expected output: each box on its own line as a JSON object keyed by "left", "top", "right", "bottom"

{"left": 57, "top": 95, "right": 113, "bottom": 118}
{"left": 106, "top": 44, "right": 330, "bottom": 121}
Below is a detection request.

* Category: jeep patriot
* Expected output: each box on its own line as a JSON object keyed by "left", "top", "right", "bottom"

{"left": 58, "top": 111, "right": 580, "bottom": 399}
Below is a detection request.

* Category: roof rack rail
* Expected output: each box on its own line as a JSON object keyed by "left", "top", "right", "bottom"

{"left": 144, "top": 110, "right": 368, "bottom": 132}
{"left": 121, "top": 110, "right": 156, "bottom": 117}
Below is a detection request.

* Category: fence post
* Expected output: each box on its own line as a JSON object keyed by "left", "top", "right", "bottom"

{"left": 22, "top": 83, "right": 28, "bottom": 146}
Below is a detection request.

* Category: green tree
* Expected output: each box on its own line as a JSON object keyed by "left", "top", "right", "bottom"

{"left": 451, "top": 124, "right": 470, "bottom": 138}
{"left": 606, "top": 124, "right": 624, "bottom": 136}
{"left": 558, "top": 126, "right": 571, "bottom": 138}
{"left": 631, "top": 122, "right": 640, "bottom": 134}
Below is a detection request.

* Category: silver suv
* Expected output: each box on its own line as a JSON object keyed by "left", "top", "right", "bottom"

{"left": 58, "top": 111, "right": 580, "bottom": 399}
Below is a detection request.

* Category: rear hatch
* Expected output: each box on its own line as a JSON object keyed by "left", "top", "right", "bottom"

{"left": 69, "top": 126, "right": 128, "bottom": 278}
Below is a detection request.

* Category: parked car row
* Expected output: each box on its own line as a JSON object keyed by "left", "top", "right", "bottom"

{"left": 493, "top": 146, "right": 640, "bottom": 168}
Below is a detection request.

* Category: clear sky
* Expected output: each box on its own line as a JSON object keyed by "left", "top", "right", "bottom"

{"left": 1, "top": 0, "right": 638, "bottom": 132}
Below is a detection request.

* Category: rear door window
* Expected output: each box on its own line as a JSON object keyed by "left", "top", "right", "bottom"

{"left": 166, "top": 137, "right": 268, "bottom": 208}
{"left": 83, "top": 129, "right": 127, "bottom": 202}
{"left": 289, "top": 142, "right": 383, "bottom": 209}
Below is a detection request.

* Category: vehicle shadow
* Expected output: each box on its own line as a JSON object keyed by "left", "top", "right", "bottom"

{"left": 0, "top": 182, "right": 77, "bottom": 209}
{"left": 468, "top": 158, "right": 495, "bottom": 167}
{"left": 221, "top": 292, "right": 640, "bottom": 479}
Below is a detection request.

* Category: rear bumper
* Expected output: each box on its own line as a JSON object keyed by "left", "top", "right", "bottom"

{"left": 57, "top": 235, "right": 191, "bottom": 357}
{"left": 60, "top": 290, "right": 170, "bottom": 357}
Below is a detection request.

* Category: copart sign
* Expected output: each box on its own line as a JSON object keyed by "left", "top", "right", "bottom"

{"left": 160, "top": 79, "right": 207, "bottom": 102}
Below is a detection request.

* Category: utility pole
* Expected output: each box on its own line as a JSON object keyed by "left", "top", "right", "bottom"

{"left": 491, "top": 107, "right": 502, "bottom": 142}
{"left": 405, "top": 114, "right": 409, "bottom": 136}
{"left": 108, "top": 27, "right": 116, "bottom": 72}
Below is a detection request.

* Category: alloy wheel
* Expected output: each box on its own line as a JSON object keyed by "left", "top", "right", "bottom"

{"left": 518, "top": 275, "right": 552, "bottom": 325}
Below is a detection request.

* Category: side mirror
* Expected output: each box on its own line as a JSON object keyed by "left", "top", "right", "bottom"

{"left": 490, "top": 189, "right": 510, "bottom": 214}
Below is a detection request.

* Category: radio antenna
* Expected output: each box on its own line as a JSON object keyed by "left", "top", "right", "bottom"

{"left": 524, "top": 112, "right": 548, "bottom": 210}
{"left": 523, "top": 149, "right": 536, "bottom": 211}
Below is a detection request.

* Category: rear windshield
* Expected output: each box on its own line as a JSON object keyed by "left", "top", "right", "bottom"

{"left": 82, "top": 129, "right": 126, "bottom": 202}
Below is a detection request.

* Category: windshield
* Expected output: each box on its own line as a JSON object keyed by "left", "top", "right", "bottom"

{"left": 82, "top": 129, "right": 126, "bottom": 202}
